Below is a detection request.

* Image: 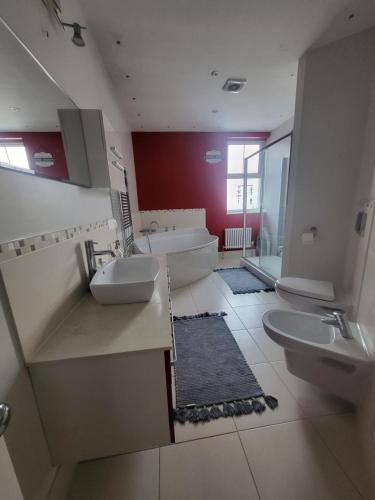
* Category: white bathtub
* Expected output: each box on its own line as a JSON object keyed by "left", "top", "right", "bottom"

{"left": 134, "top": 228, "right": 218, "bottom": 289}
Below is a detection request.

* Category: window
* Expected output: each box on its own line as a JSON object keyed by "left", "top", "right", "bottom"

{"left": 0, "top": 140, "right": 30, "bottom": 171}
{"left": 226, "top": 142, "right": 262, "bottom": 213}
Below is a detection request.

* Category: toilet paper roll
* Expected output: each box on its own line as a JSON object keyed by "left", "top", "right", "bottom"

{"left": 302, "top": 232, "right": 315, "bottom": 245}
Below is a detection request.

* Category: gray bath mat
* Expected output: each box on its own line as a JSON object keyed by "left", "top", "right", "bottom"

{"left": 173, "top": 312, "right": 278, "bottom": 423}
{"left": 215, "top": 267, "right": 274, "bottom": 294}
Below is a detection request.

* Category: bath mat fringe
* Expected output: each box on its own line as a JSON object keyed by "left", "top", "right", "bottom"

{"left": 173, "top": 311, "right": 227, "bottom": 321}
{"left": 174, "top": 395, "right": 278, "bottom": 424}
{"left": 214, "top": 267, "right": 275, "bottom": 294}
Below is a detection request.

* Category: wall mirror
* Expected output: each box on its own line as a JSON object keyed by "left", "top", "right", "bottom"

{"left": 0, "top": 19, "right": 91, "bottom": 187}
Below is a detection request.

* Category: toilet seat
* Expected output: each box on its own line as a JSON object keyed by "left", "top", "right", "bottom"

{"left": 277, "top": 277, "right": 335, "bottom": 302}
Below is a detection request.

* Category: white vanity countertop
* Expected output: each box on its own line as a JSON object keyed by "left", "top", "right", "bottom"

{"left": 29, "top": 254, "right": 172, "bottom": 365}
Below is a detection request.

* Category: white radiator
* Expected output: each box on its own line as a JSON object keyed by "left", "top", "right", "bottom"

{"left": 224, "top": 228, "right": 252, "bottom": 250}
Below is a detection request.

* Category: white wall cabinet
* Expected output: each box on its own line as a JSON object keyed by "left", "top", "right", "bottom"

{"left": 59, "top": 109, "right": 127, "bottom": 192}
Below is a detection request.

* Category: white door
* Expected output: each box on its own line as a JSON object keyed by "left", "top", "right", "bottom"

{"left": 0, "top": 434, "right": 23, "bottom": 500}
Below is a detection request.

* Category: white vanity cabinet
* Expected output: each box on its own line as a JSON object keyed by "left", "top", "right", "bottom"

{"left": 29, "top": 348, "right": 174, "bottom": 464}
{"left": 24, "top": 255, "right": 175, "bottom": 464}
{"left": 59, "top": 109, "right": 127, "bottom": 192}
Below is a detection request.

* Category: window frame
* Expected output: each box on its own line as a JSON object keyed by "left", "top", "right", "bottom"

{"left": 226, "top": 140, "right": 264, "bottom": 215}
{"left": 0, "top": 140, "right": 31, "bottom": 172}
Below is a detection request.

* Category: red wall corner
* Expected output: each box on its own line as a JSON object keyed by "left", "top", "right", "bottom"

{"left": 132, "top": 131, "right": 270, "bottom": 249}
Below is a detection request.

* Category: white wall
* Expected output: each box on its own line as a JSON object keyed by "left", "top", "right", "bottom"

{"left": 0, "top": 1, "right": 138, "bottom": 498}
{"left": 283, "top": 27, "right": 375, "bottom": 290}
{"left": 267, "top": 117, "right": 294, "bottom": 144}
{"left": 346, "top": 77, "right": 375, "bottom": 440}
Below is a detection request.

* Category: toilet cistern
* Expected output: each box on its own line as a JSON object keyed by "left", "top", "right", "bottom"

{"left": 321, "top": 309, "right": 353, "bottom": 339}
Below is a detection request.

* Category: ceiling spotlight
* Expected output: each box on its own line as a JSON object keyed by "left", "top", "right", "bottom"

{"left": 211, "top": 70, "right": 219, "bottom": 77}
{"left": 222, "top": 78, "right": 247, "bottom": 93}
{"left": 61, "top": 22, "right": 87, "bottom": 47}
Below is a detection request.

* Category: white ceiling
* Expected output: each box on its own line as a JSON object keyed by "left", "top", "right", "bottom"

{"left": 0, "top": 21, "right": 76, "bottom": 132}
{"left": 80, "top": 0, "right": 375, "bottom": 132}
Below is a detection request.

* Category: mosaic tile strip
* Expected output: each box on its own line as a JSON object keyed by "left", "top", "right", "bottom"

{"left": 140, "top": 208, "right": 205, "bottom": 214}
{"left": 0, "top": 219, "right": 117, "bottom": 263}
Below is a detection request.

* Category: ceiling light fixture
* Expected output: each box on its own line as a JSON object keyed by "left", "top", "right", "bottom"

{"left": 61, "top": 22, "right": 87, "bottom": 47}
{"left": 222, "top": 78, "right": 247, "bottom": 93}
{"left": 9, "top": 106, "right": 20, "bottom": 111}
{"left": 211, "top": 70, "right": 219, "bottom": 77}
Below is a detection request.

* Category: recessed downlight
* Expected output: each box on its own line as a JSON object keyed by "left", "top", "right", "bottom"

{"left": 210, "top": 70, "right": 219, "bottom": 77}
{"left": 222, "top": 78, "right": 247, "bottom": 93}
{"left": 9, "top": 106, "right": 20, "bottom": 111}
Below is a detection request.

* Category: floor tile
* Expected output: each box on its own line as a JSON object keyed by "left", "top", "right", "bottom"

{"left": 224, "top": 292, "right": 263, "bottom": 307}
{"left": 191, "top": 289, "right": 231, "bottom": 311}
{"left": 68, "top": 448, "right": 159, "bottom": 500}
{"left": 271, "top": 360, "right": 353, "bottom": 417}
{"left": 311, "top": 413, "right": 375, "bottom": 499}
{"left": 233, "top": 305, "right": 269, "bottom": 329}
{"left": 170, "top": 287, "right": 197, "bottom": 315}
{"left": 256, "top": 291, "right": 282, "bottom": 304}
{"left": 233, "top": 363, "right": 304, "bottom": 431}
{"left": 174, "top": 415, "right": 237, "bottom": 443}
{"left": 249, "top": 327, "right": 285, "bottom": 361}
{"left": 232, "top": 330, "right": 267, "bottom": 365}
{"left": 160, "top": 433, "right": 259, "bottom": 500}
{"left": 240, "top": 420, "right": 361, "bottom": 500}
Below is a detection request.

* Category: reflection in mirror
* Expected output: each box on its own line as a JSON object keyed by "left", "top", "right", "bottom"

{"left": 0, "top": 19, "right": 90, "bottom": 187}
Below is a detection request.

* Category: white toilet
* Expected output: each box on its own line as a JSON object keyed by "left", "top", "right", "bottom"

{"left": 263, "top": 277, "right": 372, "bottom": 404}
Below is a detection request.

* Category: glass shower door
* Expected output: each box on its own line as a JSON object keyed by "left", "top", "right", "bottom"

{"left": 243, "top": 133, "right": 292, "bottom": 281}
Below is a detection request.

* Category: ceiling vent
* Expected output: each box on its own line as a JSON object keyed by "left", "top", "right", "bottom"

{"left": 222, "top": 78, "right": 247, "bottom": 93}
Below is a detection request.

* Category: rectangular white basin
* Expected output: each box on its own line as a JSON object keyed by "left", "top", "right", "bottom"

{"left": 90, "top": 255, "right": 160, "bottom": 305}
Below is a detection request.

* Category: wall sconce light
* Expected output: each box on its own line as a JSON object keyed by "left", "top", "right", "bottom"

{"left": 61, "top": 22, "right": 87, "bottom": 47}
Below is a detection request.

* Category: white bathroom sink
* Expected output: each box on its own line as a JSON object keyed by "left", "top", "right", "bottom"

{"left": 90, "top": 255, "right": 160, "bottom": 305}
{"left": 263, "top": 309, "right": 334, "bottom": 345}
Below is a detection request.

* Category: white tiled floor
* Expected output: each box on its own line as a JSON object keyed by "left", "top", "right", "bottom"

{"left": 68, "top": 266, "right": 375, "bottom": 500}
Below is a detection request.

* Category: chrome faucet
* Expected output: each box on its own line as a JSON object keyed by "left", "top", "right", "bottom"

{"left": 139, "top": 220, "right": 159, "bottom": 236}
{"left": 321, "top": 309, "right": 353, "bottom": 339}
{"left": 85, "top": 240, "right": 115, "bottom": 281}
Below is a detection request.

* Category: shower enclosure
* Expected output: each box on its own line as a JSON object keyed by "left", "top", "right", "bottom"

{"left": 242, "top": 133, "right": 292, "bottom": 281}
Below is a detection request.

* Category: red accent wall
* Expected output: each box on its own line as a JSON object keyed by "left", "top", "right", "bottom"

{"left": 0, "top": 132, "right": 69, "bottom": 181}
{"left": 132, "top": 131, "right": 270, "bottom": 249}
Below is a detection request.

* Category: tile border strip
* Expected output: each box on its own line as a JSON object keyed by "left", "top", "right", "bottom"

{"left": 0, "top": 218, "right": 117, "bottom": 263}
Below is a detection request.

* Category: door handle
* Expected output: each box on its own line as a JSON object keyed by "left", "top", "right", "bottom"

{"left": 0, "top": 403, "right": 11, "bottom": 437}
